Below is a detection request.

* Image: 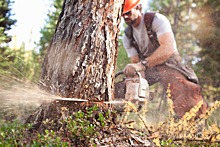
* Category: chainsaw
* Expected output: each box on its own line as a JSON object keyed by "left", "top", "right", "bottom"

{"left": 114, "top": 71, "right": 149, "bottom": 103}
{"left": 53, "top": 71, "right": 150, "bottom": 105}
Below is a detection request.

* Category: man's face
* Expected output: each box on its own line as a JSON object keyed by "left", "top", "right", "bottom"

{"left": 122, "top": 8, "right": 140, "bottom": 26}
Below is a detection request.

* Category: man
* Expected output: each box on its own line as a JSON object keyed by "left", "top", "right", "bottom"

{"left": 121, "top": 0, "right": 207, "bottom": 119}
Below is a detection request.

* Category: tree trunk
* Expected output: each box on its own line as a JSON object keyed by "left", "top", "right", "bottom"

{"left": 173, "top": 0, "right": 180, "bottom": 36}
{"left": 40, "top": 0, "right": 123, "bottom": 101}
{"left": 26, "top": 0, "right": 124, "bottom": 133}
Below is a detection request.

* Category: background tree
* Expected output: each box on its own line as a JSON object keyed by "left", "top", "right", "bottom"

{"left": 149, "top": 0, "right": 199, "bottom": 65}
{"left": 0, "top": 0, "right": 44, "bottom": 83}
{"left": 194, "top": 0, "right": 220, "bottom": 100}
{"left": 0, "top": 0, "right": 16, "bottom": 44}
{"left": 0, "top": 0, "right": 16, "bottom": 72}
{"left": 37, "top": 0, "right": 63, "bottom": 60}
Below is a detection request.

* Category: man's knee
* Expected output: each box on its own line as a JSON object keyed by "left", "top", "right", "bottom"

{"left": 169, "top": 79, "right": 207, "bottom": 119}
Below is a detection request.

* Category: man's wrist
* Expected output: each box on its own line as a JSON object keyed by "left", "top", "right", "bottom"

{"left": 141, "top": 59, "right": 148, "bottom": 70}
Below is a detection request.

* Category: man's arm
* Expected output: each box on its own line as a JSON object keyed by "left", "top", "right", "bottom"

{"left": 130, "top": 55, "right": 140, "bottom": 63}
{"left": 123, "top": 32, "right": 176, "bottom": 77}
{"left": 145, "top": 32, "right": 176, "bottom": 68}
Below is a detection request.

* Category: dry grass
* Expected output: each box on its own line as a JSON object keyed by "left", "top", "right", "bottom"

{"left": 117, "top": 83, "right": 220, "bottom": 146}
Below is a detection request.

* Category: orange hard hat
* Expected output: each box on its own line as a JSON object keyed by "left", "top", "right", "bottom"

{"left": 123, "top": 0, "right": 141, "bottom": 14}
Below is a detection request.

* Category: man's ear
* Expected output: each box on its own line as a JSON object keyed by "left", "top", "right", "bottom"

{"left": 136, "top": 4, "right": 142, "bottom": 12}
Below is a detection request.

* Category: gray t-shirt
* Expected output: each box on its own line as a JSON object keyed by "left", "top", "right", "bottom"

{"left": 122, "top": 13, "right": 178, "bottom": 57}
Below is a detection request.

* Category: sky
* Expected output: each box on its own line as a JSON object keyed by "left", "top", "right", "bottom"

{"left": 9, "top": 0, "right": 148, "bottom": 50}
{"left": 9, "top": 0, "right": 50, "bottom": 50}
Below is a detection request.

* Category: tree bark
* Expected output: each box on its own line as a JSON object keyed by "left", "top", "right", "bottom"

{"left": 40, "top": 0, "right": 124, "bottom": 102}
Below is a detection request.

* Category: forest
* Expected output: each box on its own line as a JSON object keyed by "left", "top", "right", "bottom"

{"left": 0, "top": 0, "right": 220, "bottom": 146}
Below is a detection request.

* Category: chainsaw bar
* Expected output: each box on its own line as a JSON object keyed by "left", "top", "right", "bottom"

{"left": 53, "top": 97, "right": 125, "bottom": 104}
{"left": 54, "top": 97, "right": 88, "bottom": 102}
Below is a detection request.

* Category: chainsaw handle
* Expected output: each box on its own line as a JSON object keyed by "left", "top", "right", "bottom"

{"left": 115, "top": 71, "right": 124, "bottom": 78}
{"left": 114, "top": 71, "right": 144, "bottom": 79}
{"left": 136, "top": 71, "right": 141, "bottom": 78}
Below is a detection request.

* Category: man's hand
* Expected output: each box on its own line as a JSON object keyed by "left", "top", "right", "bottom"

{"left": 123, "top": 62, "right": 145, "bottom": 77}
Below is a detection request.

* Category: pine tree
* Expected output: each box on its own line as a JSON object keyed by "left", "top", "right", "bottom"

{"left": 0, "top": 0, "right": 16, "bottom": 72}
{"left": 37, "top": 0, "right": 63, "bottom": 60}
{"left": 194, "top": 0, "right": 220, "bottom": 100}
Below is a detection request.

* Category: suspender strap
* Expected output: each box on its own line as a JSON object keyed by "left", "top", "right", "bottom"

{"left": 144, "top": 13, "right": 160, "bottom": 50}
{"left": 124, "top": 26, "right": 144, "bottom": 59}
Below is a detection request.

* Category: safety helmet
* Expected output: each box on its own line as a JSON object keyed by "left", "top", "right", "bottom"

{"left": 123, "top": 0, "right": 141, "bottom": 14}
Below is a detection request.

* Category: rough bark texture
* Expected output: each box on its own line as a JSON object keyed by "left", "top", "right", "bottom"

{"left": 40, "top": 0, "right": 123, "bottom": 101}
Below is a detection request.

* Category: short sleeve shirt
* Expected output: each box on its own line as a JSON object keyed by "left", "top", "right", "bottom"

{"left": 122, "top": 13, "right": 178, "bottom": 58}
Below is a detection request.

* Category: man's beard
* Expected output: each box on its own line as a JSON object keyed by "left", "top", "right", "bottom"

{"left": 125, "top": 18, "right": 137, "bottom": 26}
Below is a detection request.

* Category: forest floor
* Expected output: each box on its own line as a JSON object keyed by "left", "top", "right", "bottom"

{"left": 1, "top": 95, "right": 220, "bottom": 146}
{"left": 0, "top": 78, "right": 220, "bottom": 146}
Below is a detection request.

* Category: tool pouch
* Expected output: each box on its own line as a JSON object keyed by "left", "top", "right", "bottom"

{"left": 165, "top": 54, "right": 199, "bottom": 84}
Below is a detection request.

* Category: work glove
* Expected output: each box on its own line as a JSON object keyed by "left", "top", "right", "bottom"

{"left": 123, "top": 62, "right": 145, "bottom": 77}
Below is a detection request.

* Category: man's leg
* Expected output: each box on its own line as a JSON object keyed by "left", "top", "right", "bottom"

{"left": 156, "top": 65, "right": 207, "bottom": 119}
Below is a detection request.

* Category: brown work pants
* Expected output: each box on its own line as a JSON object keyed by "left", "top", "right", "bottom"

{"left": 145, "top": 64, "right": 207, "bottom": 119}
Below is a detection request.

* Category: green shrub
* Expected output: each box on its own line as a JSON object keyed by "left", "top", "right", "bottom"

{"left": 32, "top": 130, "right": 69, "bottom": 146}
{"left": 64, "top": 105, "right": 110, "bottom": 141}
{"left": 0, "top": 121, "right": 29, "bottom": 146}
